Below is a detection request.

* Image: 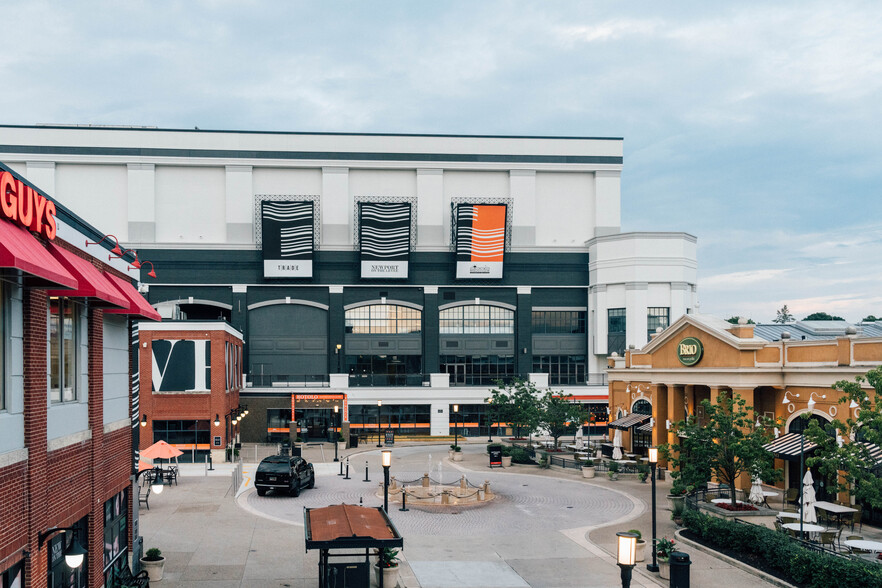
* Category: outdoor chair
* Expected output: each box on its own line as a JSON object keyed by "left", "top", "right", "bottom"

{"left": 774, "top": 520, "right": 783, "bottom": 533}
{"left": 851, "top": 505, "right": 863, "bottom": 532}
{"left": 111, "top": 562, "right": 149, "bottom": 588}
{"left": 785, "top": 488, "right": 799, "bottom": 505}
{"left": 138, "top": 484, "right": 150, "bottom": 510}
{"left": 166, "top": 466, "right": 179, "bottom": 486}
{"left": 817, "top": 509, "right": 830, "bottom": 528}
{"left": 784, "top": 507, "right": 799, "bottom": 513}
{"left": 819, "top": 531, "right": 837, "bottom": 550}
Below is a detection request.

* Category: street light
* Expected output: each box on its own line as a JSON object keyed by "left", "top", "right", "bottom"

{"left": 616, "top": 531, "right": 638, "bottom": 588}
{"left": 382, "top": 450, "right": 392, "bottom": 512}
{"left": 453, "top": 404, "right": 459, "bottom": 450}
{"left": 646, "top": 447, "right": 659, "bottom": 573}
{"left": 487, "top": 400, "right": 493, "bottom": 443}
{"left": 335, "top": 343, "right": 342, "bottom": 373}
{"left": 377, "top": 400, "right": 383, "bottom": 447}
{"left": 38, "top": 527, "right": 88, "bottom": 569}
{"left": 225, "top": 405, "right": 244, "bottom": 462}
{"left": 333, "top": 405, "right": 340, "bottom": 462}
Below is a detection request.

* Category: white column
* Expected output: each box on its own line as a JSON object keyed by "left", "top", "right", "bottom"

{"left": 225, "top": 165, "right": 253, "bottom": 244}
{"left": 592, "top": 284, "right": 608, "bottom": 355}
{"left": 594, "top": 170, "right": 621, "bottom": 237}
{"left": 510, "top": 169, "right": 536, "bottom": 247}
{"left": 417, "top": 168, "right": 444, "bottom": 246}
{"left": 626, "top": 282, "right": 648, "bottom": 350}
{"left": 431, "top": 403, "right": 450, "bottom": 436}
{"left": 127, "top": 163, "right": 155, "bottom": 242}
{"left": 322, "top": 167, "right": 350, "bottom": 245}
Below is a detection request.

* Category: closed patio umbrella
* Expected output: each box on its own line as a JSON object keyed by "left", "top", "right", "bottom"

{"left": 801, "top": 470, "right": 817, "bottom": 524}
{"left": 749, "top": 476, "right": 765, "bottom": 505}
{"left": 612, "top": 428, "right": 623, "bottom": 460}
{"left": 574, "top": 426, "right": 584, "bottom": 450}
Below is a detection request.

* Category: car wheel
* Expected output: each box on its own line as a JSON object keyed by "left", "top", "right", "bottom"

{"left": 307, "top": 473, "right": 315, "bottom": 489}
{"left": 291, "top": 483, "right": 300, "bottom": 497}
{"left": 257, "top": 488, "right": 266, "bottom": 496}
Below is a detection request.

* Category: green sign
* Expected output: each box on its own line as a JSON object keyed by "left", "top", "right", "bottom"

{"left": 677, "top": 337, "right": 703, "bottom": 366}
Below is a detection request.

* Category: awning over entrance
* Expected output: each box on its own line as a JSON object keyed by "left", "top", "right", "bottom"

{"left": 856, "top": 442, "right": 882, "bottom": 467}
{"left": 0, "top": 220, "right": 77, "bottom": 289}
{"left": 762, "top": 432, "right": 817, "bottom": 460}
{"left": 103, "top": 271, "right": 162, "bottom": 321}
{"left": 45, "top": 242, "right": 128, "bottom": 308}
{"left": 608, "top": 413, "right": 651, "bottom": 430}
{"left": 636, "top": 421, "right": 653, "bottom": 434}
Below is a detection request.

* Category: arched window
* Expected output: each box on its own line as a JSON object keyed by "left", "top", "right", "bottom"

{"left": 632, "top": 399, "right": 652, "bottom": 415}
{"left": 345, "top": 304, "right": 421, "bottom": 334}
{"left": 439, "top": 304, "right": 514, "bottom": 334}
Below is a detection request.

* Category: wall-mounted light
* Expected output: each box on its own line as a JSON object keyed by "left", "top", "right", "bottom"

{"left": 214, "top": 414, "right": 220, "bottom": 427}
{"left": 85, "top": 234, "right": 122, "bottom": 256}
{"left": 38, "top": 527, "right": 88, "bottom": 569}
{"left": 335, "top": 344, "right": 342, "bottom": 354}
{"left": 807, "top": 392, "right": 826, "bottom": 410}
{"left": 141, "top": 414, "right": 148, "bottom": 427}
{"left": 381, "top": 296, "right": 386, "bottom": 305}
{"left": 138, "top": 260, "right": 157, "bottom": 278}
{"left": 474, "top": 297, "right": 480, "bottom": 305}
{"left": 782, "top": 390, "right": 800, "bottom": 405}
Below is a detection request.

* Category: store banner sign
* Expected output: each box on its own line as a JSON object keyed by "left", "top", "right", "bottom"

{"left": 151, "top": 339, "right": 211, "bottom": 392}
{"left": 261, "top": 200, "right": 314, "bottom": 278}
{"left": 455, "top": 204, "right": 506, "bottom": 279}
{"left": 360, "top": 202, "right": 411, "bottom": 278}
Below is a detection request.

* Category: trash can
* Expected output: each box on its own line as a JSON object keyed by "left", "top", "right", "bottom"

{"left": 291, "top": 445, "right": 302, "bottom": 457}
{"left": 349, "top": 433, "right": 359, "bottom": 448}
{"left": 669, "top": 551, "right": 691, "bottom": 588}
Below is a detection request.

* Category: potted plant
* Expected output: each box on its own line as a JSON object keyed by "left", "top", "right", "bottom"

{"left": 667, "top": 481, "right": 688, "bottom": 516}
{"left": 581, "top": 458, "right": 596, "bottom": 478}
{"left": 655, "top": 536, "right": 676, "bottom": 579}
{"left": 628, "top": 529, "right": 646, "bottom": 562}
{"left": 501, "top": 445, "right": 513, "bottom": 467}
{"left": 374, "top": 547, "right": 400, "bottom": 587}
{"left": 449, "top": 444, "right": 463, "bottom": 461}
{"left": 140, "top": 547, "right": 166, "bottom": 582}
{"left": 607, "top": 460, "right": 619, "bottom": 480}
{"left": 637, "top": 463, "right": 650, "bottom": 483}
{"left": 336, "top": 432, "right": 346, "bottom": 452}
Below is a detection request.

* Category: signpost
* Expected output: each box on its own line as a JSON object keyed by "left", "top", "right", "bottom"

{"left": 489, "top": 446, "right": 502, "bottom": 468}
{"left": 384, "top": 429, "right": 395, "bottom": 446}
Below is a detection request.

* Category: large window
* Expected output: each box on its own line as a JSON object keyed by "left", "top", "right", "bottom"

{"left": 349, "top": 404, "right": 431, "bottom": 436}
{"left": 345, "top": 354, "right": 422, "bottom": 386}
{"left": 440, "top": 305, "right": 514, "bottom": 334}
{"left": 49, "top": 297, "right": 82, "bottom": 403}
{"left": 531, "top": 311, "right": 586, "bottom": 334}
{"left": 647, "top": 307, "right": 670, "bottom": 340}
{"left": 532, "top": 355, "right": 586, "bottom": 385}
{"left": 440, "top": 354, "right": 515, "bottom": 386}
{"left": 153, "top": 420, "right": 211, "bottom": 463}
{"left": 102, "top": 490, "right": 128, "bottom": 586}
{"left": 607, "top": 308, "right": 626, "bottom": 357}
{"left": 345, "top": 304, "right": 421, "bottom": 334}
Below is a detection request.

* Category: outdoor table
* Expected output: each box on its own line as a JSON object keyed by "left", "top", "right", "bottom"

{"left": 777, "top": 511, "right": 803, "bottom": 520}
{"left": 757, "top": 490, "right": 778, "bottom": 508}
{"left": 813, "top": 500, "right": 857, "bottom": 528}
{"left": 711, "top": 498, "right": 744, "bottom": 505}
{"left": 783, "top": 522, "right": 824, "bottom": 540}
{"left": 844, "top": 539, "right": 882, "bottom": 554}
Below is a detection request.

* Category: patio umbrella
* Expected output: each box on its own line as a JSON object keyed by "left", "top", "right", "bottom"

{"left": 141, "top": 440, "right": 184, "bottom": 469}
{"left": 612, "top": 428, "right": 623, "bottom": 460}
{"left": 574, "top": 426, "right": 584, "bottom": 450}
{"left": 801, "top": 470, "right": 817, "bottom": 524}
{"left": 138, "top": 459, "right": 154, "bottom": 472}
{"left": 748, "top": 475, "right": 765, "bottom": 505}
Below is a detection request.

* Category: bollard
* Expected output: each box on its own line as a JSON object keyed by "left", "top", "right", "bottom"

{"left": 422, "top": 473, "right": 430, "bottom": 488}
{"left": 207, "top": 454, "right": 214, "bottom": 471}
{"left": 399, "top": 488, "right": 409, "bottom": 512}
{"left": 364, "top": 460, "right": 370, "bottom": 482}
{"left": 441, "top": 491, "right": 450, "bottom": 505}
{"left": 669, "top": 551, "right": 691, "bottom": 588}
{"left": 339, "top": 459, "right": 344, "bottom": 476}
{"left": 344, "top": 458, "right": 350, "bottom": 480}
{"left": 460, "top": 475, "right": 467, "bottom": 490}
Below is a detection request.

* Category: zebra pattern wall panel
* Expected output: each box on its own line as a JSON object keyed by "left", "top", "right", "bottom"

{"left": 359, "top": 202, "right": 412, "bottom": 278}
{"left": 261, "top": 200, "right": 315, "bottom": 278}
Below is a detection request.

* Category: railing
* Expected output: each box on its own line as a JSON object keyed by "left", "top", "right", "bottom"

{"left": 347, "top": 373, "right": 426, "bottom": 387}
{"left": 246, "top": 374, "right": 329, "bottom": 387}
{"left": 240, "top": 443, "right": 282, "bottom": 462}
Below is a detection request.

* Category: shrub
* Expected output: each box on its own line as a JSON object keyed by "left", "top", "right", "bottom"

{"left": 501, "top": 445, "right": 513, "bottom": 457}
{"left": 656, "top": 537, "right": 676, "bottom": 559}
{"left": 450, "top": 444, "right": 461, "bottom": 452}
{"left": 608, "top": 461, "right": 620, "bottom": 473}
{"left": 510, "top": 446, "right": 534, "bottom": 464}
{"left": 582, "top": 459, "right": 594, "bottom": 467}
{"left": 143, "top": 548, "right": 163, "bottom": 561}
{"left": 628, "top": 529, "right": 642, "bottom": 541}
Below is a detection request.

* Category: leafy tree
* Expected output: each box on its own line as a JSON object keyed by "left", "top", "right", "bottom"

{"left": 773, "top": 305, "right": 794, "bottom": 324}
{"left": 802, "top": 312, "right": 844, "bottom": 321}
{"left": 862, "top": 315, "right": 879, "bottom": 322}
{"left": 487, "top": 378, "right": 541, "bottom": 439}
{"left": 804, "top": 367, "right": 882, "bottom": 509}
{"left": 538, "top": 391, "right": 585, "bottom": 450}
{"left": 726, "top": 316, "right": 755, "bottom": 324}
{"left": 661, "top": 391, "right": 781, "bottom": 507}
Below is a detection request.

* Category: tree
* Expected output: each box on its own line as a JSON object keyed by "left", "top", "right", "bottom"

{"left": 862, "top": 315, "right": 879, "bottom": 322}
{"left": 726, "top": 316, "right": 755, "bottom": 324}
{"left": 661, "top": 391, "right": 781, "bottom": 507}
{"left": 804, "top": 367, "right": 882, "bottom": 509}
{"left": 487, "top": 378, "right": 541, "bottom": 439}
{"left": 802, "top": 312, "right": 844, "bottom": 321}
{"left": 773, "top": 305, "right": 794, "bottom": 324}
{"left": 538, "top": 391, "right": 585, "bottom": 450}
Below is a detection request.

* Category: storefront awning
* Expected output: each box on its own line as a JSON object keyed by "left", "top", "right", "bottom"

{"left": 608, "top": 413, "right": 651, "bottom": 430}
{"left": 636, "top": 421, "right": 653, "bottom": 434}
{"left": 856, "top": 442, "right": 882, "bottom": 467}
{"left": 762, "top": 432, "right": 817, "bottom": 460}
{"left": 45, "top": 243, "right": 128, "bottom": 308}
{"left": 102, "top": 272, "right": 161, "bottom": 321}
{"left": 304, "top": 504, "right": 403, "bottom": 550}
{"left": 0, "top": 220, "right": 77, "bottom": 289}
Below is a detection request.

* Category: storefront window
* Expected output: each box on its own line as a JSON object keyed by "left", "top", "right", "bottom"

{"left": 440, "top": 354, "right": 515, "bottom": 386}
{"left": 647, "top": 307, "right": 670, "bottom": 340}
{"left": 49, "top": 297, "right": 82, "bottom": 403}
{"left": 345, "top": 354, "right": 422, "bottom": 386}
{"left": 531, "top": 311, "right": 586, "bottom": 334}
{"left": 532, "top": 355, "right": 586, "bottom": 384}
{"left": 439, "top": 305, "right": 514, "bottom": 334}
{"left": 153, "top": 420, "right": 211, "bottom": 463}
{"left": 103, "top": 491, "right": 128, "bottom": 586}
{"left": 1, "top": 561, "right": 23, "bottom": 588}
{"left": 345, "top": 304, "right": 421, "bottom": 334}
{"left": 607, "top": 308, "right": 626, "bottom": 356}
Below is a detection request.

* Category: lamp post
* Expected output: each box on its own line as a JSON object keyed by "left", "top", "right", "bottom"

{"left": 377, "top": 400, "right": 383, "bottom": 447}
{"left": 333, "top": 405, "right": 340, "bottom": 462}
{"left": 646, "top": 447, "right": 659, "bottom": 572}
{"left": 382, "top": 450, "right": 392, "bottom": 513}
{"left": 453, "top": 404, "right": 459, "bottom": 450}
{"left": 225, "top": 405, "right": 244, "bottom": 462}
{"left": 335, "top": 343, "right": 342, "bottom": 373}
{"left": 616, "top": 531, "right": 638, "bottom": 588}
{"left": 487, "top": 400, "right": 493, "bottom": 443}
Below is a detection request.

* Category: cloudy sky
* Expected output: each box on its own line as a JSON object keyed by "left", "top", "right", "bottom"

{"left": 3, "top": 1, "right": 881, "bottom": 322}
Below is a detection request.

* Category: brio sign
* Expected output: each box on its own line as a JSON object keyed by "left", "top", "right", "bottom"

{"left": 677, "top": 337, "right": 703, "bottom": 366}
{"left": 0, "top": 171, "right": 57, "bottom": 240}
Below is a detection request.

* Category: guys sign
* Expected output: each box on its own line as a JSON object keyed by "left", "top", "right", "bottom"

{"left": 0, "top": 170, "right": 58, "bottom": 240}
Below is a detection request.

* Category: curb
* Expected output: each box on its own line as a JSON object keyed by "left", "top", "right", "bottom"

{"left": 673, "top": 529, "right": 798, "bottom": 588}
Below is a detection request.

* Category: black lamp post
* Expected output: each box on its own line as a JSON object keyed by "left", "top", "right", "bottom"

{"left": 616, "top": 531, "right": 638, "bottom": 588}
{"left": 333, "top": 405, "right": 340, "bottom": 462}
{"left": 335, "top": 343, "right": 342, "bottom": 373}
{"left": 225, "top": 405, "right": 244, "bottom": 462}
{"left": 487, "top": 401, "right": 493, "bottom": 443}
{"left": 38, "top": 527, "right": 88, "bottom": 569}
{"left": 377, "top": 400, "right": 383, "bottom": 447}
{"left": 453, "top": 404, "right": 459, "bottom": 449}
{"left": 646, "top": 447, "right": 659, "bottom": 572}
{"left": 382, "top": 450, "right": 392, "bottom": 513}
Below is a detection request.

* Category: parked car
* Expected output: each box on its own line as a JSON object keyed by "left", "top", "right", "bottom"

{"left": 255, "top": 455, "right": 315, "bottom": 497}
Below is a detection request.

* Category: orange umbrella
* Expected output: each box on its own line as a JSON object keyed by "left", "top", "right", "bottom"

{"left": 138, "top": 459, "right": 154, "bottom": 472}
{"left": 141, "top": 440, "right": 184, "bottom": 460}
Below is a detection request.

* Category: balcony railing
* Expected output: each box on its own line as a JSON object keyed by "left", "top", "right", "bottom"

{"left": 348, "top": 374, "right": 426, "bottom": 387}
{"left": 246, "top": 374, "right": 329, "bottom": 388}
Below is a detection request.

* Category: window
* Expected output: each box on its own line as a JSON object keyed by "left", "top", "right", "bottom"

{"left": 607, "top": 308, "right": 626, "bottom": 356}
{"left": 152, "top": 420, "right": 211, "bottom": 463}
{"left": 49, "top": 297, "right": 82, "bottom": 403}
{"left": 647, "top": 307, "right": 670, "bottom": 340}
{"left": 440, "top": 354, "right": 515, "bottom": 386}
{"left": 345, "top": 304, "right": 421, "bottom": 334}
{"left": 349, "top": 404, "right": 431, "bottom": 435}
{"left": 345, "top": 354, "right": 422, "bottom": 386}
{"left": 103, "top": 490, "right": 128, "bottom": 582}
{"left": 532, "top": 355, "right": 586, "bottom": 385}
{"left": 531, "top": 311, "right": 586, "bottom": 334}
{"left": 439, "top": 305, "right": 514, "bottom": 334}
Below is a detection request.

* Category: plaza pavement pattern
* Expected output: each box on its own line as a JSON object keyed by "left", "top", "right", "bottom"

{"left": 139, "top": 442, "right": 782, "bottom": 587}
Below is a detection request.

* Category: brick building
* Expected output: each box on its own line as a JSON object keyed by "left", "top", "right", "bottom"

{"left": 0, "top": 162, "right": 159, "bottom": 588}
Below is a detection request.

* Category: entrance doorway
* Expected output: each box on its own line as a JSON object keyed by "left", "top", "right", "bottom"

{"left": 295, "top": 409, "right": 335, "bottom": 442}
{"left": 787, "top": 413, "right": 835, "bottom": 502}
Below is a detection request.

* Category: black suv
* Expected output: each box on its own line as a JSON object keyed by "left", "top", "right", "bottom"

{"left": 255, "top": 455, "right": 315, "bottom": 497}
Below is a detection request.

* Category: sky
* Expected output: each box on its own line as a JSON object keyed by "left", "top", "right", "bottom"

{"left": 2, "top": 1, "right": 881, "bottom": 322}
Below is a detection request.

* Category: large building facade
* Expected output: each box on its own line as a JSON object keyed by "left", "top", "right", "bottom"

{"left": 0, "top": 125, "right": 698, "bottom": 444}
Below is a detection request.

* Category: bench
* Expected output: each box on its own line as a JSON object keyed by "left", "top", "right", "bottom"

{"left": 111, "top": 562, "right": 150, "bottom": 588}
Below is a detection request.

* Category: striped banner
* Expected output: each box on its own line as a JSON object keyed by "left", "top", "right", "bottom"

{"left": 455, "top": 204, "right": 506, "bottom": 279}
{"left": 261, "top": 201, "right": 314, "bottom": 277}
{"left": 360, "top": 202, "right": 411, "bottom": 278}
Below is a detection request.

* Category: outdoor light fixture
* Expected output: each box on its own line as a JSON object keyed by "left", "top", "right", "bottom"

{"left": 807, "top": 392, "right": 826, "bottom": 410}
{"left": 85, "top": 234, "right": 123, "bottom": 256}
{"left": 382, "top": 450, "right": 392, "bottom": 512}
{"left": 616, "top": 531, "right": 638, "bottom": 588}
{"left": 453, "top": 404, "right": 460, "bottom": 451}
{"left": 139, "top": 260, "right": 157, "bottom": 278}
{"left": 38, "top": 527, "right": 88, "bottom": 569}
{"left": 151, "top": 469, "right": 166, "bottom": 494}
{"left": 850, "top": 399, "right": 860, "bottom": 409}
{"left": 214, "top": 414, "right": 220, "bottom": 427}
{"left": 141, "top": 414, "right": 148, "bottom": 427}
{"left": 782, "top": 390, "right": 800, "bottom": 405}
{"left": 647, "top": 448, "right": 659, "bottom": 573}
{"left": 120, "top": 248, "right": 142, "bottom": 268}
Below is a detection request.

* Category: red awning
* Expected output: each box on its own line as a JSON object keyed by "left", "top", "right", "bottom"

{"left": 0, "top": 220, "right": 78, "bottom": 289}
{"left": 45, "top": 243, "right": 128, "bottom": 308}
{"left": 103, "top": 271, "right": 161, "bottom": 321}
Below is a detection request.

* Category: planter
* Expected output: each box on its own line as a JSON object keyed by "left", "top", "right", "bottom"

{"left": 337, "top": 441, "right": 346, "bottom": 453}
{"left": 375, "top": 564, "right": 400, "bottom": 587}
{"left": 608, "top": 473, "right": 618, "bottom": 481}
{"left": 140, "top": 557, "right": 165, "bottom": 582}
{"left": 581, "top": 466, "right": 595, "bottom": 479}
{"left": 501, "top": 456, "right": 512, "bottom": 467}
{"left": 658, "top": 559, "right": 670, "bottom": 579}
{"left": 635, "top": 540, "right": 646, "bottom": 562}
{"left": 453, "top": 452, "right": 463, "bottom": 462}
{"left": 667, "top": 495, "right": 685, "bottom": 516}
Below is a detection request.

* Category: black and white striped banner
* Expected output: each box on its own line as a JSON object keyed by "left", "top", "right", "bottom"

{"left": 261, "top": 201, "right": 314, "bottom": 277}
{"left": 359, "top": 202, "right": 411, "bottom": 278}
